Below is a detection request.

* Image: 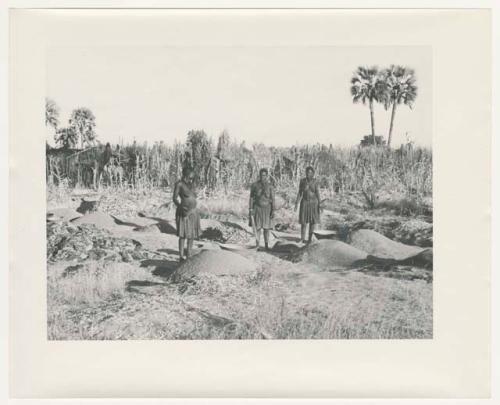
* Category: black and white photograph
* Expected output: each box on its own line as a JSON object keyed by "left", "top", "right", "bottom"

{"left": 44, "top": 45, "right": 433, "bottom": 340}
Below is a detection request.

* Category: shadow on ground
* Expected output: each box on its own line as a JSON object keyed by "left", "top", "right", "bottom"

{"left": 137, "top": 214, "right": 177, "bottom": 234}
{"left": 140, "top": 259, "right": 180, "bottom": 279}
{"left": 158, "top": 248, "right": 180, "bottom": 256}
{"left": 125, "top": 279, "right": 168, "bottom": 293}
{"left": 356, "top": 265, "right": 432, "bottom": 283}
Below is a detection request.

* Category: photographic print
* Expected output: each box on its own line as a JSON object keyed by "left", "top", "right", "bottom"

{"left": 45, "top": 45, "right": 433, "bottom": 340}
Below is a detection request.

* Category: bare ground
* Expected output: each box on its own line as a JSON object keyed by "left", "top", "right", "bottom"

{"left": 47, "top": 187, "right": 433, "bottom": 340}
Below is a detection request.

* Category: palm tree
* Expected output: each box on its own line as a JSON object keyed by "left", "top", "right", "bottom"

{"left": 382, "top": 65, "right": 418, "bottom": 147}
{"left": 45, "top": 98, "right": 60, "bottom": 147}
{"left": 350, "top": 66, "right": 386, "bottom": 145}
{"left": 69, "top": 108, "right": 97, "bottom": 149}
{"left": 45, "top": 98, "right": 60, "bottom": 130}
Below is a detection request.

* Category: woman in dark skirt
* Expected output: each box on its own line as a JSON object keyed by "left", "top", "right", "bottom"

{"left": 249, "top": 168, "right": 275, "bottom": 250}
{"left": 173, "top": 167, "right": 201, "bottom": 261}
{"left": 295, "top": 166, "right": 321, "bottom": 244}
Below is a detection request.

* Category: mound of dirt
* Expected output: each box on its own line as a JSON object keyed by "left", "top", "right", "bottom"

{"left": 47, "top": 222, "right": 159, "bottom": 263}
{"left": 47, "top": 208, "right": 82, "bottom": 222}
{"left": 349, "top": 229, "right": 423, "bottom": 260}
{"left": 171, "top": 250, "right": 257, "bottom": 282}
{"left": 290, "top": 240, "right": 367, "bottom": 269}
{"left": 71, "top": 212, "right": 119, "bottom": 231}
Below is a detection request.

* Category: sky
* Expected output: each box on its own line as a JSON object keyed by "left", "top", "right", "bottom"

{"left": 46, "top": 46, "right": 432, "bottom": 148}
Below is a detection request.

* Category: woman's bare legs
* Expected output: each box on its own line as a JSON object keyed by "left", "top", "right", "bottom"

{"left": 300, "top": 224, "right": 307, "bottom": 243}
{"left": 186, "top": 238, "right": 194, "bottom": 258}
{"left": 178, "top": 237, "right": 186, "bottom": 261}
{"left": 263, "top": 229, "right": 270, "bottom": 250}
{"left": 308, "top": 223, "right": 316, "bottom": 243}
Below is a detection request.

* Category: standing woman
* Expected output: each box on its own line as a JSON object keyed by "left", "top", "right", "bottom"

{"left": 295, "top": 166, "right": 321, "bottom": 244}
{"left": 249, "top": 168, "right": 275, "bottom": 250}
{"left": 173, "top": 167, "right": 201, "bottom": 261}
{"left": 95, "top": 142, "right": 115, "bottom": 190}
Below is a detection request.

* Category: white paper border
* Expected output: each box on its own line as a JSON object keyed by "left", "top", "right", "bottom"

{"left": 3, "top": 0, "right": 497, "bottom": 404}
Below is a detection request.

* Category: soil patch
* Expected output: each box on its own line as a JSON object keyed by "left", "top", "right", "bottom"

{"left": 47, "top": 208, "right": 82, "bottom": 222}
{"left": 113, "top": 216, "right": 159, "bottom": 228}
{"left": 71, "top": 212, "right": 120, "bottom": 231}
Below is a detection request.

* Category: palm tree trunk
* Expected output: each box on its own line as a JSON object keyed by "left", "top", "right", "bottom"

{"left": 387, "top": 102, "right": 397, "bottom": 147}
{"left": 369, "top": 99, "right": 376, "bottom": 145}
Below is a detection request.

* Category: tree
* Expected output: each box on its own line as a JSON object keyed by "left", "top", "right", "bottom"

{"left": 55, "top": 127, "right": 78, "bottom": 149}
{"left": 382, "top": 65, "right": 418, "bottom": 147}
{"left": 69, "top": 108, "right": 97, "bottom": 149}
{"left": 186, "top": 129, "right": 212, "bottom": 186}
{"left": 45, "top": 98, "right": 60, "bottom": 147}
{"left": 216, "top": 129, "right": 231, "bottom": 161}
{"left": 350, "top": 66, "right": 386, "bottom": 145}
{"left": 45, "top": 98, "right": 60, "bottom": 130}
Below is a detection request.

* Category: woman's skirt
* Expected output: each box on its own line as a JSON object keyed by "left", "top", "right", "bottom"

{"left": 299, "top": 199, "right": 320, "bottom": 225}
{"left": 176, "top": 207, "right": 201, "bottom": 239}
{"left": 253, "top": 204, "right": 273, "bottom": 230}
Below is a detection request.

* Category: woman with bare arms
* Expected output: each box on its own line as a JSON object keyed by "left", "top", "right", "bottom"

{"left": 295, "top": 166, "right": 321, "bottom": 244}
{"left": 173, "top": 167, "right": 201, "bottom": 261}
{"left": 249, "top": 168, "right": 275, "bottom": 250}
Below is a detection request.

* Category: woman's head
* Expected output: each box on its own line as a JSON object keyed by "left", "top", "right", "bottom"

{"left": 259, "top": 168, "right": 269, "bottom": 182}
{"left": 306, "top": 166, "right": 315, "bottom": 180}
{"left": 182, "top": 167, "right": 195, "bottom": 183}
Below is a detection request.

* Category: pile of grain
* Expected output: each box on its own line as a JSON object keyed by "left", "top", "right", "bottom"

{"left": 290, "top": 240, "right": 367, "bottom": 269}
{"left": 349, "top": 229, "right": 423, "bottom": 260}
{"left": 171, "top": 250, "right": 257, "bottom": 282}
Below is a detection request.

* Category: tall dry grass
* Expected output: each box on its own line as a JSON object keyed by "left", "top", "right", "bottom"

{"left": 47, "top": 142, "right": 432, "bottom": 205}
{"left": 47, "top": 261, "right": 156, "bottom": 305}
{"left": 47, "top": 260, "right": 432, "bottom": 340}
